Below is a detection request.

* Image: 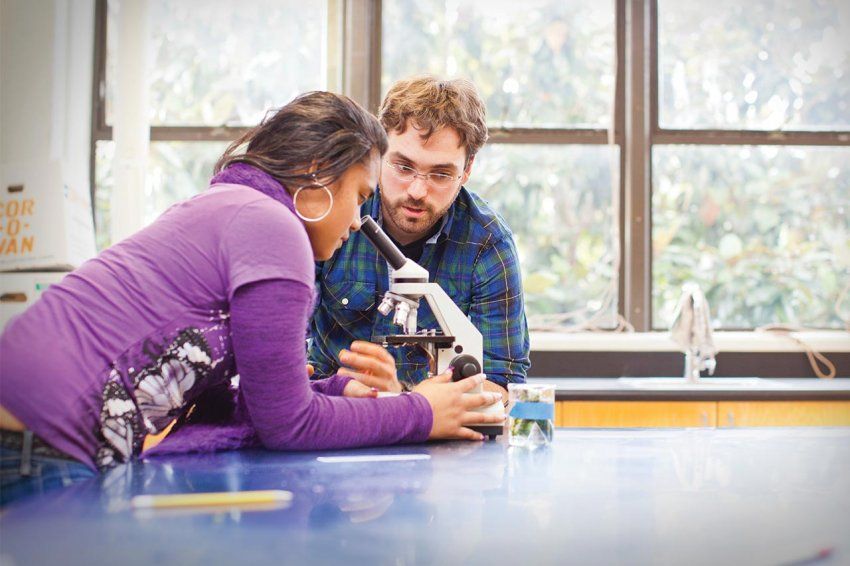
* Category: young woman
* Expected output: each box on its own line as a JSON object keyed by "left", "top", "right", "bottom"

{"left": 0, "top": 92, "right": 502, "bottom": 506}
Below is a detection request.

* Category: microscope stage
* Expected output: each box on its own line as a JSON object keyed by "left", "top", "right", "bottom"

{"left": 380, "top": 334, "right": 456, "bottom": 348}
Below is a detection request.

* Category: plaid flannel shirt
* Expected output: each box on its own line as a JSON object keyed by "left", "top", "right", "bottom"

{"left": 308, "top": 187, "right": 530, "bottom": 388}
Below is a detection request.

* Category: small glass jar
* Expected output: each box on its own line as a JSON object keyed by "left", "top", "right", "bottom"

{"left": 507, "top": 383, "right": 555, "bottom": 447}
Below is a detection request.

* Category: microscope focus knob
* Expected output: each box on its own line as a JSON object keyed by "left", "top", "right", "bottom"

{"left": 449, "top": 354, "right": 481, "bottom": 382}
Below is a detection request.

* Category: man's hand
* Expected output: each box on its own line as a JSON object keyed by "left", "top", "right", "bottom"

{"left": 342, "top": 379, "right": 379, "bottom": 398}
{"left": 337, "top": 340, "right": 402, "bottom": 393}
{"left": 482, "top": 379, "right": 508, "bottom": 404}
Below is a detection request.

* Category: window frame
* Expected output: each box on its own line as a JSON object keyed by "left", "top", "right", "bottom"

{"left": 646, "top": 0, "right": 850, "bottom": 332}
{"left": 88, "top": 0, "right": 347, "bottom": 195}
{"left": 90, "top": 0, "right": 850, "bottom": 376}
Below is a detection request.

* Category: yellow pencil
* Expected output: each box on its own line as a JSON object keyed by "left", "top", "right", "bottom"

{"left": 131, "top": 490, "right": 293, "bottom": 509}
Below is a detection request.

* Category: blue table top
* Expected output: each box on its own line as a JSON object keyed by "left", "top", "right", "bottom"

{"left": 2, "top": 428, "right": 849, "bottom": 566}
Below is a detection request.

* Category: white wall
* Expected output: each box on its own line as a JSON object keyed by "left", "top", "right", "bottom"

{"left": 0, "top": 0, "right": 94, "bottom": 189}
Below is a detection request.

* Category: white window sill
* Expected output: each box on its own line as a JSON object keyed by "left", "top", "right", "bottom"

{"left": 529, "top": 330, "right": 850, "bottom": 353}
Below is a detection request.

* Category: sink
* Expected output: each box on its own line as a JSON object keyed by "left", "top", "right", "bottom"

{"left": 617, "top": 377, "right": 792, "bottom": 389}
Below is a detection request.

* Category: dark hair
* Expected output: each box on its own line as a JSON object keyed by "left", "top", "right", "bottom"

{"left": 215, "top": 91, "right": 388, "bottom": 189}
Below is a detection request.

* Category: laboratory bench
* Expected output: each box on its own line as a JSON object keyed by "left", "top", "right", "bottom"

{"left": 0, "top": 428, "right": 848, "bottom": 565}
{"left": 528, "top": 377, "right": 850, "bottom": 428}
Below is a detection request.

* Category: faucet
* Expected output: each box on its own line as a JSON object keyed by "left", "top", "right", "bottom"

{"left": 669, "top": 283, "right": 717, "bottom": 383}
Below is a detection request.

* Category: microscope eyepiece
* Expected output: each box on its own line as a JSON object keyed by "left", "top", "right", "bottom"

{"left": 360, "top": 216, "right": 407, "bottom": 271}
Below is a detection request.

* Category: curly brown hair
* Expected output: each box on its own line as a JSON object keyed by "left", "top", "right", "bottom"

{"left": 378, "top": 75, "right": 488, "bottom": 163}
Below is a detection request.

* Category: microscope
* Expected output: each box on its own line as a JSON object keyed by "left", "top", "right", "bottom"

{"left": 359, "top": 216, "right": 504, "bottom": 439}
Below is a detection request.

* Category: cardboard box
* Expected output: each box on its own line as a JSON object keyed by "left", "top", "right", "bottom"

{"left": 0, "top": 160, "right": 97, "bottom": 271}
{"left": 0, "top": 271, "right": 67, "bottom": 330}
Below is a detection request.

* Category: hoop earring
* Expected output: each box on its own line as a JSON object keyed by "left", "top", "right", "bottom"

{"left": 292, "top": 181, "right": 333, "bottom": 222}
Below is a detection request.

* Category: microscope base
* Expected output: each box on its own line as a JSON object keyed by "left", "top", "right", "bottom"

{"left": 469, "top": 423, "right": 504, "bottom": 440}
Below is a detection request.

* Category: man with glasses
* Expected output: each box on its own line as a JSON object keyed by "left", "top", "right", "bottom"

{"left": 308, "top": 75, "right": 530, "bottom": 399}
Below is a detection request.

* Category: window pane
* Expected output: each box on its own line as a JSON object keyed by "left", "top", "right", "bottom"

{"left": 104, "top": 0, "right": 118, "bottom": 126}
{"left": 474, "top": 145, "right": 620, "bottom": 328}
{"left": 658, "top": 0, "right": 850, "bottom": 130}
{"left": 94, "top": 141, "right": 228, "bottom": 248}
{"left": 652, "top": 146, "right": 850, "bottom": 329}
{"left": 145, "top": 142, "right": 229, "bottom": 224}
{"left": 382, "top": 0, "right": 616, "bottom": 128}
{"left": 106, "top": 0, "right": 328, "bottom": 126}
{"left": 94, "top": 141, "right": 115, "bottom": 251}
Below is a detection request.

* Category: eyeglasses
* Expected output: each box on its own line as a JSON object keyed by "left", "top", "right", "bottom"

{"left": 384, "top": 160, "right": 462, "bottom": 189}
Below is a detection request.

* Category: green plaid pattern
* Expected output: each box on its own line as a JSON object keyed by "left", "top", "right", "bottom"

{"left": 308, "top": 187, "right": 530, "bottom": 388}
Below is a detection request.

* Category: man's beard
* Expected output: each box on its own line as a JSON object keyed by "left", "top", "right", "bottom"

{"left": 383, "top": 197, "right": 446, "bottom": 238}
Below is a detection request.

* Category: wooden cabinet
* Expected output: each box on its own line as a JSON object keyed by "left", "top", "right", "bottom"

{"left": 555, "top": 400, "right": 850, "bottom": 428}
{"left": 556, "top": 401, "right": 716, "bottom": 428}
{"left": 718, "top": 401, "right": 850, "bottom": 427}
{"left": 541, "top": 378, "right": 850, "bottom": 428}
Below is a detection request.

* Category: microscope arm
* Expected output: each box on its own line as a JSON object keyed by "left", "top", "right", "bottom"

{"left": 391, "top": 281, "right": 483, "bottom": 374}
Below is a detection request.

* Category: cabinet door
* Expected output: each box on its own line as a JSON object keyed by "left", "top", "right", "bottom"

{"left": 718, "top": 401, "right": 850, "bottom": 427}
{"left": 556, "top": 401, "right": 716, "bottom": 428}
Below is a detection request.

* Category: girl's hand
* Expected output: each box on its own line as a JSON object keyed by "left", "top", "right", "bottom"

{"left": 337, "top": 341, "right": 402, "bottom": 393}
{"left": 412, "top": 371, "right": 503, "bottom": 441}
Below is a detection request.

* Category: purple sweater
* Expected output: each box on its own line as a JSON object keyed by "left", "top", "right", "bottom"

{"left": 0, "top": 163, "right": 432, "bottom": 468}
